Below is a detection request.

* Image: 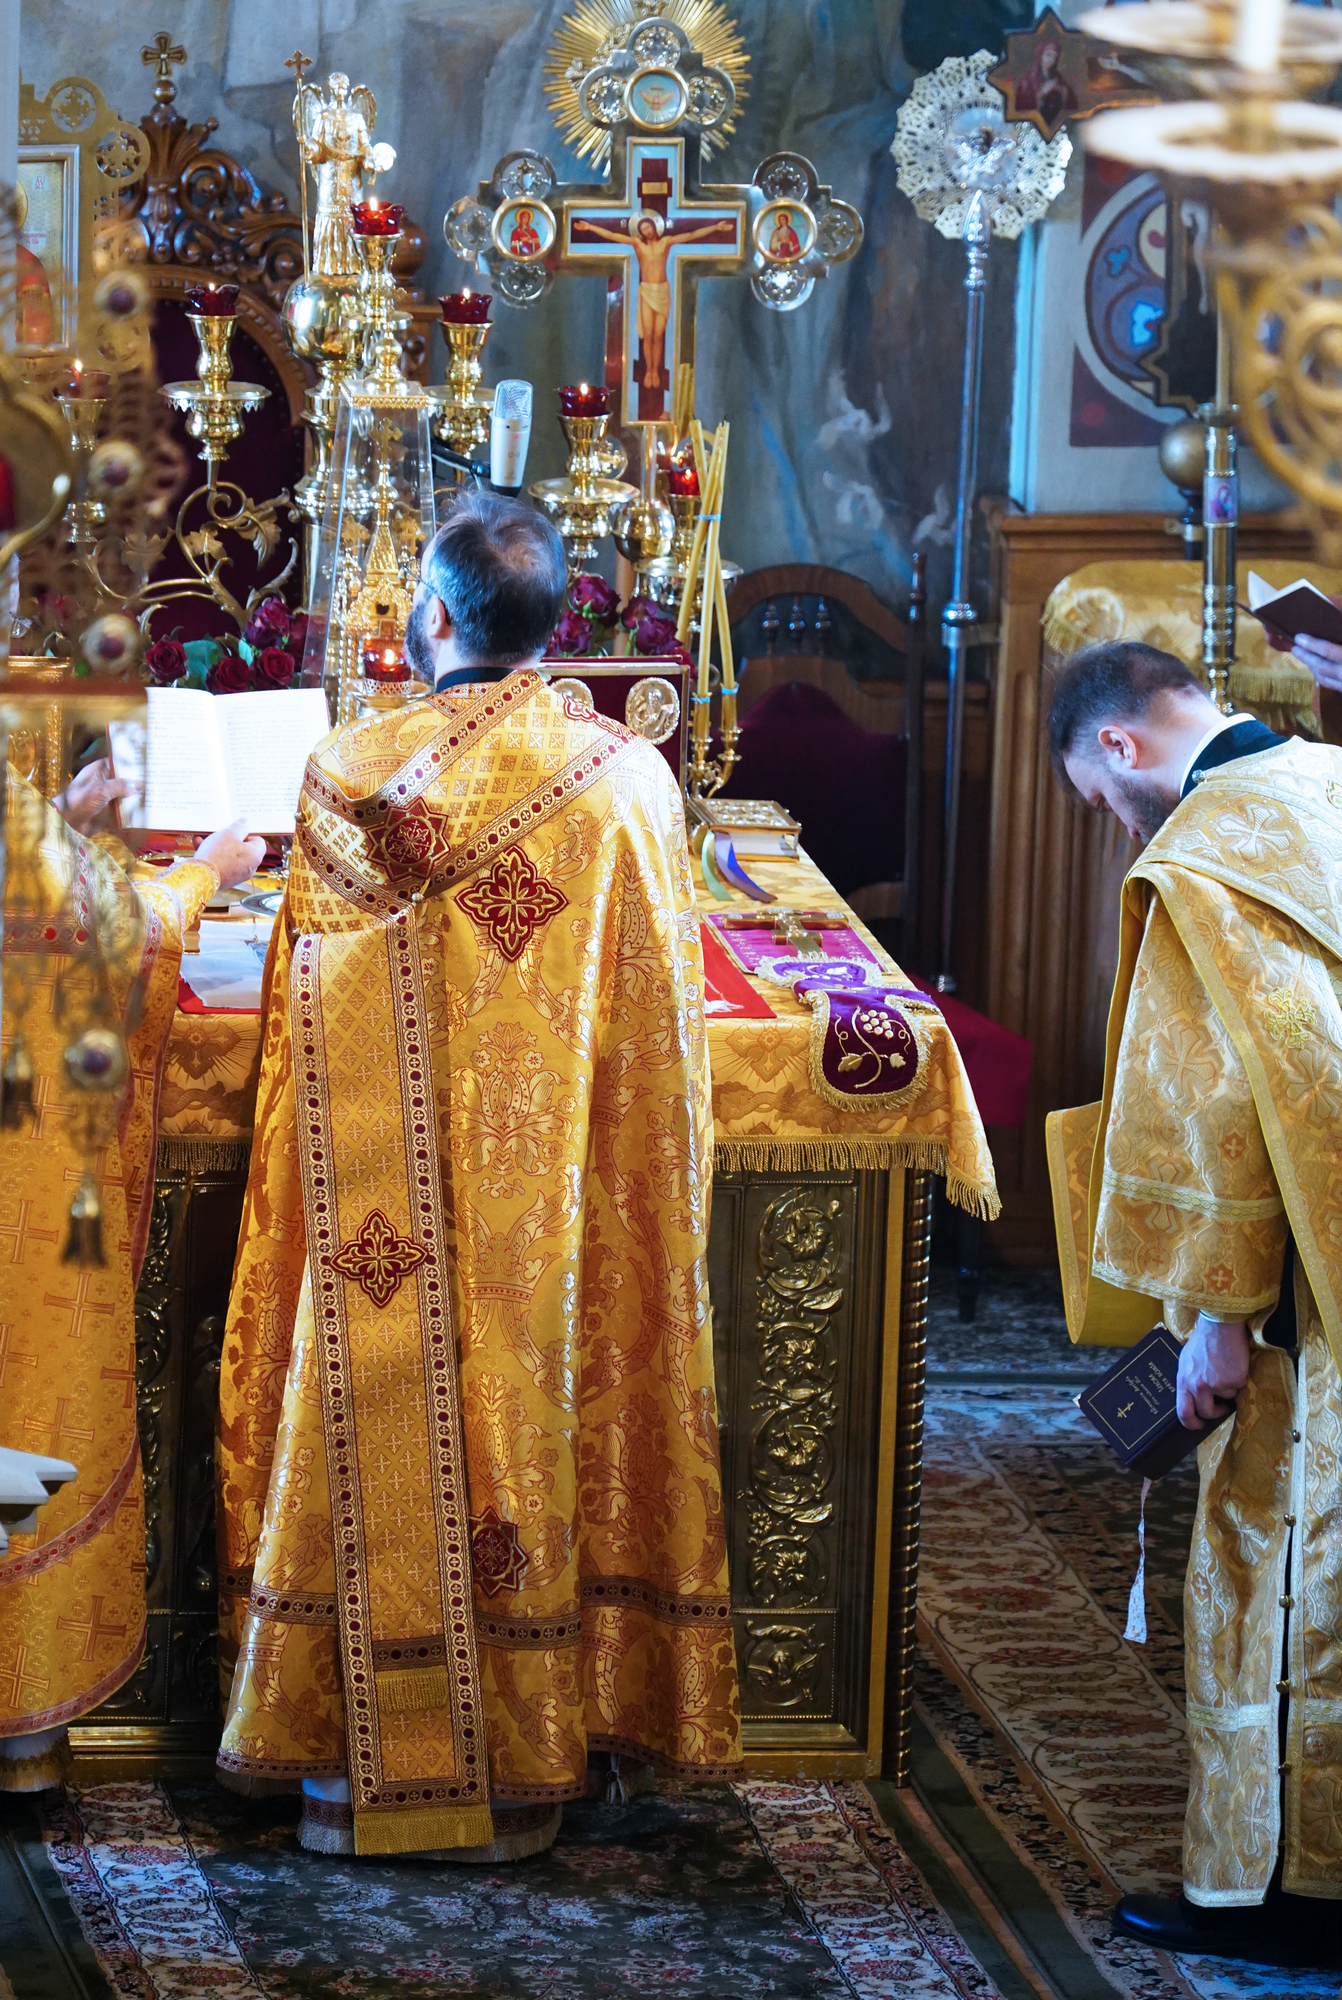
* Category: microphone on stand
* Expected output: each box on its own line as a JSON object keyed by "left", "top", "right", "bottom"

{"left": 489, "top": 379, "right": 533, "bottom": 496}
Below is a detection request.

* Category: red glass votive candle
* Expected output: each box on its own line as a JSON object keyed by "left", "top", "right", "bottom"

{"left": 64, "top": 363, "right": 111, "bottom": 399}
{"left": 558, "top": 382, "right": 612, "bottom": 418}
{"left": 668, "top": 462, "right": 700, "bottom": 497}
{"left": 440, "top": 291, "right": 492, "bottom": 324}
{"left": 350, "top": 200, "right": 403, "bottom": 236}
{"left": 362, "top": 641, "right": 409, "bottom": 682}
{"left": 186, "top": 283, "right": 239, "bottom": 315}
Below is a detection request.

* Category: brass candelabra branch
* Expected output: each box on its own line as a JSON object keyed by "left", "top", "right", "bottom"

{"left": 141, "top": 304, "right": 300, "bottom": 636}
{"left": 122, "top": 478, "right": 301, "bottom": 638}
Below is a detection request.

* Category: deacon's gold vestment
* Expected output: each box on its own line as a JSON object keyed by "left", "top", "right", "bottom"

{"left": 0, "top": 777, "right": 215, "bottom": 1751}
{"left": 1048, "top": 738, "right": 1342, "bottom": 1905}
{"left": 217, "top": 673, "right": 742, "bottom": 1855}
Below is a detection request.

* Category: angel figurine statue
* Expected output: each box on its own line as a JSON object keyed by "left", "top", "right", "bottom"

{"left": 296, "top": 72, "right": 396, "bottom": 279}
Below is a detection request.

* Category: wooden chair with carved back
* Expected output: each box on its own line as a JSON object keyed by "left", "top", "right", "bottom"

{"left": 724, "top": 558, "right": 926, "bottom": 962}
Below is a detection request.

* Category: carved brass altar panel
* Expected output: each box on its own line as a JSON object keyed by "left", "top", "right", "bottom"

{"left": 69, "top": 1161, "right": 245, "bottom": 1763}
{"left": 709, "top": 1169, "right": 894, "bottom": 1772}
{"left": 73, "top": 1158, "right": 914, "bottom": 1779}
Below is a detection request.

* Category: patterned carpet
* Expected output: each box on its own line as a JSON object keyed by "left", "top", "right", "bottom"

{"left": 14, "top": 1775, "right": 1004, "bottom": 2000}
{"left": 2, "top": 1265, "right": 1337, "bottom": 2000}
{"left": 917, "top": 1269, "right": 1337, "bottom": 2000}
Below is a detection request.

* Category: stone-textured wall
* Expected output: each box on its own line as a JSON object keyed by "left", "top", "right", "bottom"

{"left": 21, "top": 0, "right": 1023, "bottom": 623}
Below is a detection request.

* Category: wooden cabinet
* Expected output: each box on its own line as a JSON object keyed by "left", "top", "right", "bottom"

{"left": 984, "top": 509, "right": 1315, "bottom": 1263}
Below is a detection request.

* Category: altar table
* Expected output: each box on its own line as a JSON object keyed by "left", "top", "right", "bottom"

{"left": 68, "top": 852, "right": 996, "bottom": 1786}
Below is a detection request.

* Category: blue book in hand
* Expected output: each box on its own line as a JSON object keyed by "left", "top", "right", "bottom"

{"left": 1077, "top": 1326, "right": 1230, "bottom": 1480}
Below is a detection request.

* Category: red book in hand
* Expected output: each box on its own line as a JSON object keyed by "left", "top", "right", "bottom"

{"left": 1240, "top": 572, "right": 1342, "bottom": 649}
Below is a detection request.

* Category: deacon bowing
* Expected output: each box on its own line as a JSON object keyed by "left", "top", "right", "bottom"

{"left": 1048, "top": 641, "right": 1341, "bottom": 1967}
{"left": 0, "top": 772, "right": 263, "bottom": 1789}
{"left": 216, "top": 492, "right": 742, "bottom": 1861}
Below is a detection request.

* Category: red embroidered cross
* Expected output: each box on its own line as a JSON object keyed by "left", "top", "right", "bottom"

{"left": 456, "top": 849, "right": 568, "bottom": 962}
{"left": 328, "top": 1208, "right": 430, "bottom": 1309}
{"left": 371, "top": 798, "right": 452, "bottom": 886}
{"left": 470, "top": 1505, "right": 528, "bottom": 1595}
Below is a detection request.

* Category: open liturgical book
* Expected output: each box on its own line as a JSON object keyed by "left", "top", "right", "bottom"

{"left": 1242, "top": 571, "right": 1342, "bottom": 648}
{"left": 109, "top": 687, "right": 332, "bottom": 836}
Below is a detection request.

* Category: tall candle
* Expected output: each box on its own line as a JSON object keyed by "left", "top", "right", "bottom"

{"left": 1235, "top": 0, "right": 1288, "bottom": 72}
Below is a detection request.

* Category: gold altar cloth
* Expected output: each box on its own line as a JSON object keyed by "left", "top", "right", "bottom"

{"left": 158, "top": 852, "right": 999, "bottom": 1218}
{"left": 0, "top": 778, "right": 214, "bottom": 1737}
{"left": 1042, "top": 558, "right": 1330, "bottom": 737}
{"left": 218, "top": 675, "right": 742, "bottom": 1846}
{"left": 1047, "top": 738, "right": 1342, "bottom": 1902}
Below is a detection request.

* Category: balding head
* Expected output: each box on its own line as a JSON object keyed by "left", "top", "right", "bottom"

{"left": 405, "top": 490, "right": 566, "bottom": 683}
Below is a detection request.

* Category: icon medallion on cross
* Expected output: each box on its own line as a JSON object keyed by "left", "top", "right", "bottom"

{"left": 445, "top": 11, "right": 863, "bottom": 441}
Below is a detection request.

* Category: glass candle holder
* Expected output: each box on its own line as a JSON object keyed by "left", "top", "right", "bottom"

{"left": 351, "top": 200, "right": 404, "bottom": 237}
{"left": 440, "top": 290, "right": 492, "bottom": 324}
{"left": 361, "top": 639, "right": 409, "bottom": 682}
{"left": 558, "top": 382, "right": 612, "bottom": 418}
{"left": 185, "top": 283, "right": 240, "bottom": 315}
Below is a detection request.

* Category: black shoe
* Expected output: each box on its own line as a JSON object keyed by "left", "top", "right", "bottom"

{"left": 1113, "top": 1893, "right": 1342, "bottom": 1968}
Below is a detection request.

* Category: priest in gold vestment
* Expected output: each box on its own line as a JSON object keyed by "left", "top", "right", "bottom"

{"left": 0, "top": 768, "right": 262, "bottom": 1789}
{"left": 1047, "top": 641, "right": 1342, "bottom": 1965}
{"left": 217, "top": 493, "right": 742, "bottom": 1860}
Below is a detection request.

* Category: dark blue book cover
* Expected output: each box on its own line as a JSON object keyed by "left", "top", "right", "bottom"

{"left": 1077, "top": 1326, "right": 1228, "bottom": 1478}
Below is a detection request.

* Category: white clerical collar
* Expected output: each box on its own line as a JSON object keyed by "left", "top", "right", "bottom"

{"left": 1178, "top": 712, "right": 1257, "bottom": 794}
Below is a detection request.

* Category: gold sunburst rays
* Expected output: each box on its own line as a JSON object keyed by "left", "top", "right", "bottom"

{"left": 544, "top": 0, "right": 750, "bottom": 170}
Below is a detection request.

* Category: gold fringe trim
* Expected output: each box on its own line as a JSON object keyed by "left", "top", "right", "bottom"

{"left": 156, "top": 1134, "right": 252, "bottom": 1175}
{"left": 1042, "top": 600, "right": 1315, "bottom": 710}
{"left": 375, "top": 1665, "right": 453, "bottom": 1713}
{"left": 945, "top": 1171, "right": 1002, "bottom": 1222}
{"left": 712, "top": 1134, "right": 1001, "bottom": 1218}
{"left": 354, "top": 1803, "right": 495, "bottom": 1856}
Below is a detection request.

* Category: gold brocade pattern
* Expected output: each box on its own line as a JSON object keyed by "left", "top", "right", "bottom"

{"left": 1047, "top": 738, "right": 1342, "bottom": 1901}
{"left": 159, "top": 852, "right": 998, "bottom": 1214}
{"left": 219, "top": 679, "right": 744, "bottom": 1825}
{"left": 0, "top": 786, "right": 211, "bottom": 1735}
{"left": 1042, "top": 558, "right": 1325, "bottom": 735}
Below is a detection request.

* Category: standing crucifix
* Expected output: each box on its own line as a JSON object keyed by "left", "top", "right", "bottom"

{"left": 563, "top": 139, "right": 742, "bottom": 425}
{"left": 450, "top": 10, "right": 861, "bottom": 456}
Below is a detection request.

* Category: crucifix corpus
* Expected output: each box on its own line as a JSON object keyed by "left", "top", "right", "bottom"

{"left": 445, "top": 6, "right": 863, "bottom": 487}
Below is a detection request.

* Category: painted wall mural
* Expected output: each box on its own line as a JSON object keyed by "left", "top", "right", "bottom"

{"left": 23, "top": 0, "right": 1266, "bottom": 618}
{"left": 20, "top": 0, "right": 1038, "bottom": 632}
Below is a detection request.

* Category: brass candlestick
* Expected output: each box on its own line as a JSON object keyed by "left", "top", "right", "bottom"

{"left": 530, "top": 413, "right": 636, "bottom": 567}
{"left": 355, "top": 229, "right": 415, "bottom": 395}
{"left": 284, "top": 273, "right": 363, "bottom": 595}
{"left": 432, "top": 320, "right": 494, "bottom": 455}
{"left": 161, "top": 312, "right": 269, "bottom": 479}
{"left": 55, "top": 384, "right": 108, "bottom": 555}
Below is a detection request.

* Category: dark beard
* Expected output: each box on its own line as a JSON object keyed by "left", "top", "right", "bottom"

{"left": 1114, "top": 771, "right": 1178, "bottom": 843}
{"left": 403, "top": 595, "right": 434, "bottom": 681}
